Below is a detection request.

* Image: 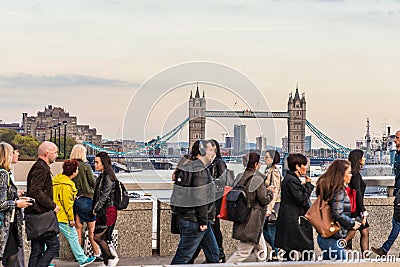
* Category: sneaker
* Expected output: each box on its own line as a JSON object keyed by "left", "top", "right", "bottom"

{"left": 107, "top": 257, "right": 119, "bottom": 267}
{"left": 80, "top": 256, "right": 96, "bottom": 267}
{"left": 108, "top": 244, "right": 118, "bottom": 258}
{"left": 371, "top": 247, "right": 387, "bottom": 256}
{"left": 48, "top": 264, "right": 56, "bottom": 267}
{"left": 94, "top": 255, "right": 103, "bottom": 262}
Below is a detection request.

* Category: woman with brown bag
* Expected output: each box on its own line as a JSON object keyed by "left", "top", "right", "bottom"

{"left": 316, "top": 160, "right": 361, "bottom": 260}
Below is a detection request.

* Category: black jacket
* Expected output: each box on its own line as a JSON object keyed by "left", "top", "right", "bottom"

{"left": 208, "top": 157, "right": 227, "bottom": 180}
{"left": 171, "top": 158, "right": 215, "bottom": 225}
{"left": 92, "top": 172, "right": 115, "bottom": 214}
{"left": 330, "top": 189, "right": 355, "bottom": 239}
{"left": 275, "top": 171, "right": 314, "bottom": 251}
{"left": 26, "top": 158, "right": 56, "bottom": 214}
{"left": 349, "top": 172, "right": 366, "bottom": 217}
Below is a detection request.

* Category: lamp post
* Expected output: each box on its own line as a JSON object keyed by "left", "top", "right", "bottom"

{"left": 49, "top": 126, "right": 53, "bottom": 142}
{"left": 58, "top": 122, "right": 61, "bottom": 154}
{"left": 53, "top": 125, "right": 58, "bottom": 144}
{"left": 63, "top": 121, "right": 68, "bottom": 159}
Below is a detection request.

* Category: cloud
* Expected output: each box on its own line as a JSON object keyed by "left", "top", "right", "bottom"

{"left": 0, "top": 8, "right": 28, "bottom": 18}
{"left": 0, "top": 73, "right": 137, "bottom": 88}
{"left": 367, "top": 9, "right": 400, "bottom": 16}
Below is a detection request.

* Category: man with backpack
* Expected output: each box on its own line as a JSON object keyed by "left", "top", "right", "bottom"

{"left": 226, "top": 152, "right": 274, "bottom": 264}
{"left": 170, "top": 140, "right": 219, "bottom": 265}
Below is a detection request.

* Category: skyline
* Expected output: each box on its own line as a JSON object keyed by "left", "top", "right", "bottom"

{"left": 1, "top": 0, "right": 400, "bottom": 148}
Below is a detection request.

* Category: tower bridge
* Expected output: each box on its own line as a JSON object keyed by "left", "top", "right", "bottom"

{"left": 189, "top": 84, "right": 306, "bottom": 154}
{"left": 83, "top": 85, "right": 350, "bottom": 157}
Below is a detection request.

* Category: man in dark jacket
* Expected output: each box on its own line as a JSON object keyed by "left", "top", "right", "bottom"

{"left": 170, "top": 140, "right": 219, "bottom": 265}
{"left": 393, "top": 130, "right": 400, "bottom": 196}
{"left": 26, "top": 141, "right": 60, "bottom": 267}
{"left": 371, "top": 189, "right": 400, "bottom": 256}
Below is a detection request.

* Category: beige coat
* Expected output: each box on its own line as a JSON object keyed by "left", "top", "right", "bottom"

{"left": 264, "top": 165, "right": 282, "bottom": 214}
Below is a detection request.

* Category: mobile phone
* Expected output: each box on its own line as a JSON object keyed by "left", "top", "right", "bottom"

{"left": 21, "top": 197, "right": 35, "bottom": 203}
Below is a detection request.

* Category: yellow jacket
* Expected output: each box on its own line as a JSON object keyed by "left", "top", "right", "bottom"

{"left": 52, "top": 173, "right": 77, "bottom": 223}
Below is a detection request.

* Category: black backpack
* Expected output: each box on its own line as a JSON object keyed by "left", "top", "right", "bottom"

{"left": 226, "top": 175, "right": 253, "bottom": 223}
{"left": 113, "top": 179, "right": 129, "bottom": 210}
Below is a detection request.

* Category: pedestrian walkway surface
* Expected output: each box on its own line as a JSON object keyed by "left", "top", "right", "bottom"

{"left": 33, "top": 252, "right": 400, "bottom": 266}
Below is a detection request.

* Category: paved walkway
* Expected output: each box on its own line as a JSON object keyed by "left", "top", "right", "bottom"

{"left": 29, "top": 251, "right": 400, "bottom": 266}
{"left": 38, "top": 255, "right": 176, "bottom": 266}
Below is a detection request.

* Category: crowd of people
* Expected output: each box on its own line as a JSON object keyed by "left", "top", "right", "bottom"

{"left": 0, "top": 142, "right": 120, "bottom": 267}
{"left": 170, "top": 132, "right": 400, "bottom": 263}
{"left": 2, "top": 130, "right": 400, "bottom": 265}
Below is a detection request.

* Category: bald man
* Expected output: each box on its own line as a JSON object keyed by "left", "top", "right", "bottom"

{"left": 26, "top": 141, "right": 60, "bottom": 267}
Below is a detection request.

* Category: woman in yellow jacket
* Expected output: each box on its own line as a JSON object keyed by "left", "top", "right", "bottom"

{"left": 53, "top": 160, "right": 95, "bottom": 267}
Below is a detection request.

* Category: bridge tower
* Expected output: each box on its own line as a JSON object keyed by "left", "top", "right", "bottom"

{"left": 287, "top": 85, "right": 306, "bottom": 154}
{"left": 188, "top": 84, "right": 206, "bottom": 149}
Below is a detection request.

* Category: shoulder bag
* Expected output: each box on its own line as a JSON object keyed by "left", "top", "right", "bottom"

{"left": 305, "top": 194, "right": 340, "bottom": 238}
{"left": 25, "top": 211, "right": 60, "bottom": 240}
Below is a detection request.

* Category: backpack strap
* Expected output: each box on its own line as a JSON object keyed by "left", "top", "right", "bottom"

{"left": 241, "top": 174, "right": 253, "bottom": 187}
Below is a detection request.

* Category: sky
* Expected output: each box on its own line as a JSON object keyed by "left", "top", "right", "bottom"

{"left": 1, "top": 0, "right": 400, "bottom": 149}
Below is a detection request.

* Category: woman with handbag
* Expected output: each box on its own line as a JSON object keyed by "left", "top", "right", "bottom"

{"left": 92, "top": 152, "right": 119, "bottom": 267}
{"left": 208, "top": 140, "right": 227, "bottom": 262}
{"left": 346, "top": 149, "right": 369, "bottom": 253}
{"left": 0, "top": 142, "right": 32, "bottom": 266}
{"left": 316, "top": 159, "right": 361, "bottom": 260}
{"left": 263, "top": 150, "right": 281, "bottom": 261}
{"left": 226, "top": 152, "right": 274, "bottom": 264}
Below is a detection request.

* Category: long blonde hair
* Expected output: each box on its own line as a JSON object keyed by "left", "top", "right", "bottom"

{"left": 70, "top": 144, "right": 87, "bottom": 162}
{"left": 0, "top": 142, "right": 13, "bottom": 170}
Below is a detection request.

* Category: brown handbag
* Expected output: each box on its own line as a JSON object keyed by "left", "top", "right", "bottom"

{"left": 305, "top": 195, "right": 340, "bottom": 238}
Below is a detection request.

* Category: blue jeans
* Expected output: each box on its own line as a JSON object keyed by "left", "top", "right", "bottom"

{"left": 263, "top": 220, "right": 278, "bottom": 255}
{"left": 171, "top": 218, "right": 219, "bottom": 264}
{"left": 28, "top": 233, "right": 60, "bottom": 267}
{"left": 382, "top": 218, "right": 400, "bottom": 253}
{"left": 317, "top": 235, "right": 346, "bottom": 261}
{"left": 59, "top": 222, "right": 89, "bottom": 264}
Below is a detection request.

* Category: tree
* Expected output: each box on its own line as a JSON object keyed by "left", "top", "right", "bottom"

{"left": 58, "top": 137, "right": 77, "bottom": 159}
{"left": 0, "top": 129, "right": 17, "bottom": 143}
{"left": 12, "top": 135, "right": 40, "bottom": 160}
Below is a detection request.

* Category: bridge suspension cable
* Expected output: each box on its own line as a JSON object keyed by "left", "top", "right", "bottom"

{"left": 83, "top": 117, "right": 190, "bottom": 155}
{"left": 305, "top": 120, "right": 351, "bottom": 156}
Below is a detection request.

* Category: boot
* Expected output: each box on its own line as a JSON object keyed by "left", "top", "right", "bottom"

{"left": 371, "top": 247, "right": 386, "bottom": 256}
{"left": 219, "top": 247, "right": 226, "bottom": 263}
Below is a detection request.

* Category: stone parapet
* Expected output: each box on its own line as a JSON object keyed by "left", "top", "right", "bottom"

{"left": 23, "top": 198, "right": 153, "bottom": 261}
{"left": 157, "top": 197, "right": 399, "bottom": 257}
{"left": 157, "top": 198, "right": 239, "bottom": 257}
